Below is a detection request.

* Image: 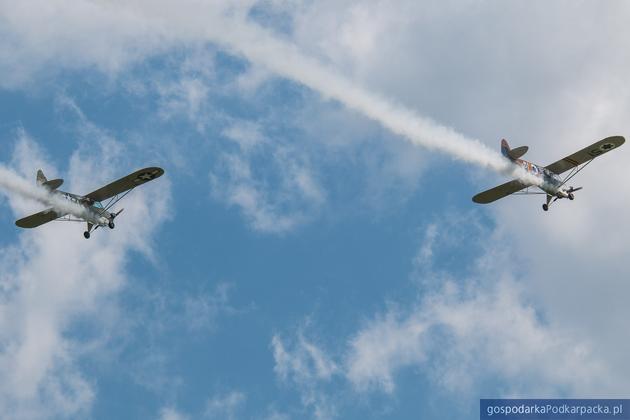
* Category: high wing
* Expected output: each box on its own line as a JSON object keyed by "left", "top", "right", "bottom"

{"left": 545, "top": 136, "right": 625, "bottom": 174}
{"left": 472, "top": 180, "right": 526, "bottom": 204}
{"left": 84, "top": 167, "right": 164, "bottom": 202}
{"left": 15, "top": 208, "right": 64, "bottom": 228}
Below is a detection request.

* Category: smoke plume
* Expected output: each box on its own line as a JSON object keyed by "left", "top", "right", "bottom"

{"left": 197, "top": 12, "right": 541, "bottom": 186}
{"left": 0, "top": 166, "right": 91, "bottom": 221}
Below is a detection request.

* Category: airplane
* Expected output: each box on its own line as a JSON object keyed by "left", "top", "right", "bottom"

{"left": 15, "top": 167, "right": 164, "bottom": 238}
{"left": 473, "top": 136, "right": 624, "bottom": 211}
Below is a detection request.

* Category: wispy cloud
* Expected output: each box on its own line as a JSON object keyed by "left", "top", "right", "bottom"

{"left": 159, "top": 407, "right": 190, "bottom": 420}
{"left": 183, "top": 283, "right": 241, "bottom": 333}
{"left": 346, "top": 278, "right": 606, "bottom": 396}
{"left": 272, "top": 333, "right": 338, "bottom": 384}
{"left": 210, "top": 118, "right": 325, "bottom": 233}
{"left": 0, "top": 130, "right": 94, "bottom": 221}
{"left": 271, "top": 329, "right": 339, "bottom": 419}
{"left": 205, "top": 391, "right": 246, "bottom": 420}
{"left": 268, "top": 212, "right": 611, "bottom": 414}
{"left": 158, "top": 390, "right": 248, "bottom": 420}
{"left": 0, "top": 127, "right": 170, "bottom": 418}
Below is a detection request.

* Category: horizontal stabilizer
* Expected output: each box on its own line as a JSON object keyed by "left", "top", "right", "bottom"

{"left": 43, "top": 179, "right": 64, "bottom": 190}
{"left": 36, "top": 170, "right": 63, "bottom": 190}
{"left": 500, "top": 139, "right": 528, "bottom": 161}
{"left": 508, "top": 146, "right": 528, "bottom": 160}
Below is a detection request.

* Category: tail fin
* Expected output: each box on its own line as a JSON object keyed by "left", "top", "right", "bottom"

{"left": 500, "top": 139, "right": 529, "bottom": 160}
{"left": 501, "top": 139, "right": 511, "bottom": 158}
{"left": 36, "top": 169, "right": 64, "bottom": 191}
{"left": 36, "top": 169, "right": 47, "bottom": 186}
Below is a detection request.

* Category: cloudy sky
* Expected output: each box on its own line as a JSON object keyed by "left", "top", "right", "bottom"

{"left": 1, "top": 1, "right": 629, "bottom": 419}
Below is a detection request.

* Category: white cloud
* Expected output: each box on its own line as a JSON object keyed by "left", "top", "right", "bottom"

{"left": 0, "top": 0, "right": 162, "bottom": 87}
{"left": 204, "top": 391, "right": 246, "bottom": 420}
{"left": 210, "top": 119, "right": 325, "bottom": 233}
{"left": 0, "top": 126, "right": 170, "bottom": 417}
{"left": 222, "top": 121, "right": 266, "bottom": 152}
{"left": 151, "top": 49, "right": 219, "bottom": 133}
{"left": 263, "top": 408, "right": 291, "bottom": 420}
{"left": 414, "top": 223, "right": 437, "bottom": 268}
{"left": 159, "top": 407, "right": 190, "bottom": 420}
{"left": 268, "top": 212, "right": 614, "bottom": 405}
{"left": 346, "top": 278, "right": 608, "bottom": 396}
{"left": 342, "top": 206, "right": 625, "bottom": 398}
{"left": 115, "top": 281, "right": 244, "bottom": 399}
{"left": 157, "top": 390, "right": 248, "bottom": 420}
{"left": 158, "top": 77, "right": 210, "bottom": 130}
{"left": 345, "top": 309, "right": 426, "bottom": 394}
{"left": 272, "top": 333, "right": 338, "bottom": 384}
{"left": 184, "top": 283, "right": 239, "bottom": 333}
{"left": 271, "top": 331, "right": 339, "bottom": 420}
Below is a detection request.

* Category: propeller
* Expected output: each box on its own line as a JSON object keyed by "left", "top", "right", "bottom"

{"left": 567, "top": 186, "right": 583, "bottom": 193}
{"left": 111, "top": 208, "right": 124, "bottom": 219}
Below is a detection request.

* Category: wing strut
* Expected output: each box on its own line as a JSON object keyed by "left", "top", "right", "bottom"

{"left": 92, "top": 187, "right": 135, "bottom": 219}
{"left": 103, "top": 188, "right": 134, "bottom": 212}
{"left": 512, "top": 186, "right": 547, "bottom": 196}
{"left": 558, "top": 159, "right": 594, "bottom": 188}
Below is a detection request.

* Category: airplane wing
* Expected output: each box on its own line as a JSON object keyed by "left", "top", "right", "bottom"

{"left": 545, "top": 136, "right": 625, "bottom": 175}
{"left": 472, "top": 179, "right": 527, "bottom": 204}
{"left": 84, "top": 167, "right": 164, "bottom": 202}
{"left": 15, "top": 208, "right": 64, "bottom": 228}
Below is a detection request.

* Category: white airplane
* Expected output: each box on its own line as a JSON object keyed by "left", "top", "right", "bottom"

{"left": 473, "top": 136, "right": 624, "bottom": 211}
{"left": 15, "top": 167, "right": 164, "bottom": 238}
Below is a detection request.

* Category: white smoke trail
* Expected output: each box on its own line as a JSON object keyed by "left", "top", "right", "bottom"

{"left": 4, "top": 4, "right": 542, "bottom": 191}
{"left": 0, "top": 166, "right": 91, "bottom": 221}
{"left": 197, "top": 13, "right": 542, "bottom": 187}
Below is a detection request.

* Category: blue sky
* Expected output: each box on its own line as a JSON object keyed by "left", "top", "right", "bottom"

{"left": 1, "top": 2, "right": 630, "bottom": 419}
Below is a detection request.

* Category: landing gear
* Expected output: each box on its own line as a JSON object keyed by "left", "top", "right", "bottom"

{"left": 543, "top": 194, "right": 552, "bottom": 212}
{"left": 108, "top": 221, "right": 115, "bottom": 229}
{"left": 568, "top": 193, "right": 575, "bottom": 200}
{"left": 84, "top": 222, "right": 94, "bottom": 239}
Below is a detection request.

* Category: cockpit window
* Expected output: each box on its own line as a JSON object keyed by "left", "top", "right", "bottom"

{"left": 93, "top": 201, "right": 104, "bottom": 209}
{"left": 548, "top": 174, "right": 561, "bottom": 186}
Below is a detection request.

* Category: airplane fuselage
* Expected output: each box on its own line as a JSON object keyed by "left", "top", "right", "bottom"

{"left": 512, "top": 158, "right": 570, "bottom": 198}
{"left": 56, "top": 190, "right": 112, "bottom": 226}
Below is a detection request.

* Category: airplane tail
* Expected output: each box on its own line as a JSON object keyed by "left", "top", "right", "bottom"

{"left": 501, "top": 139, "right": 511, "bottom": 158}
{"left": 500, "top": 139, "right": 529, "bottom": 161}
{"left": 36, "top": 169, "right": 47, "bottom": 186}
{"left": 36, "top": 169, "right": 64, "bottom": 191}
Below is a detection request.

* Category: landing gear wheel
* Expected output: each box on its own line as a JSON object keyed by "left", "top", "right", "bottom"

{"left": 108, "top": 221, "right": 115, "bottom": 229}
{"left": 568, "top": 193, "right": 575, "bottom": 201}
{"left": 542, "top": 204, "right": 549, "bottom": 212}
{"left": 84, "top": 231, "right": 91, "bottom": 239}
